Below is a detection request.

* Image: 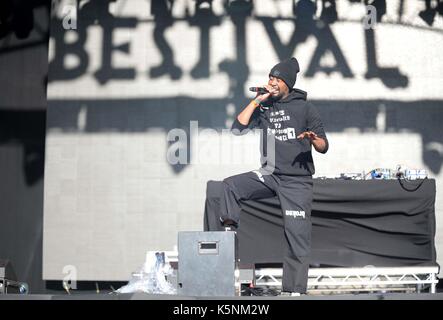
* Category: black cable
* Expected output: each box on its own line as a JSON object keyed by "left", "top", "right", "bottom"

{"left": 397, "top": 176, "right": 428, "bottom": 192}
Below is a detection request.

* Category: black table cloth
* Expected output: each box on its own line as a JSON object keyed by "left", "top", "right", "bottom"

{"left": 204, "top": 178, "right": 438, "bottom": 268}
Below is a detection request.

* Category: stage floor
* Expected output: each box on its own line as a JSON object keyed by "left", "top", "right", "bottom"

{"left": 1, "top": 292, "right": 443, "bottom": 300}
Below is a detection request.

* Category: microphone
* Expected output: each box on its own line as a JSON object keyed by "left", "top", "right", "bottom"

{"left": 249, "top": 87, "right": 269, "bottom": 94}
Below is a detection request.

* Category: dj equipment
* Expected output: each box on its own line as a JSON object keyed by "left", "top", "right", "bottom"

{"left": 369, "top": 168, "right": 392, "bottom": 180}
{"left": 405, "top": 169, "right": 428, "bottom": 180}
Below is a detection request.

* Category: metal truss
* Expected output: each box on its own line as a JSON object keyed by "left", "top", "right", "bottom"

{"left": 165, "top": 251, "right": 440, "bottom": 294}
{"left": 256, "top": 266, "right": 440, "bottom": 294}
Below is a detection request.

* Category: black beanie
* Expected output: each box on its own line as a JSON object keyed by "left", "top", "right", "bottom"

{"left": 269, "top": 57, "right": 300, "bottom": 89}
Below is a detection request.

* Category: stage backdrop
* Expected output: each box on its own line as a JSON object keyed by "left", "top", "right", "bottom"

{"left": 44, "top": 0, "right": 443, "bottom": 281}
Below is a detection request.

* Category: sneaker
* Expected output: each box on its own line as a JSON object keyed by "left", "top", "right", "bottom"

{"left": 221, "top": 218, "right": 238, "bottom": 231}
{"left": 280, "top": 291, "right": 302, "bottom": 296}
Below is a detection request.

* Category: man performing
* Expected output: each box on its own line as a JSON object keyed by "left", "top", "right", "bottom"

{"left": 220, "top": 57, "right": 329, "bottom": 295}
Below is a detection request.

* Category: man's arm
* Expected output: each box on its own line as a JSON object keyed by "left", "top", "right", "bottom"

{"left": 237, "top": 88, "right": 272, "bottom": 125}
{"left": 232, "top": 86, "right": 273, "bottom": 134}
{"left": 231, "top": 100, "right": 260, "bottom": 135}
{"left": 236, "top": 99, "right": 261, "bottom": 125}
{"left": 296, "top": 131, "right": 328, "bottom": 153}
{"left": 299, "top": 103, "right": 329, "bottom": 153}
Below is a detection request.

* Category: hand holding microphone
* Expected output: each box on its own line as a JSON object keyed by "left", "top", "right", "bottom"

{"left": 249, "top": 87, "right": 269, "bottom": 94}
{"left": 249, "top": 85, "right": 274, "bottom": 107}
{"left": 238, "top": 85, "right": 273, "bottom": 125}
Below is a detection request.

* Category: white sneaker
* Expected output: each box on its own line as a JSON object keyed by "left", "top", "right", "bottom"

{"left": 280, "top": 291, "right": 301, "bottom": 296}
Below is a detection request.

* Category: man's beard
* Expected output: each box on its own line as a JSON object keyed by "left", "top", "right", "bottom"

{"left": 269, "top": 92, "right": 284, "bottom": 102}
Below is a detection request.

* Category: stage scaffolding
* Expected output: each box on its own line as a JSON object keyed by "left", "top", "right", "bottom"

{"left": 166, "top": 251, "right": 439, "bottom": 294}
{"left": 255, "top": 266, "right": 440, "bottom": 294}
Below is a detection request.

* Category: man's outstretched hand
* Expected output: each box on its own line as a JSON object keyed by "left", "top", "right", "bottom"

{"left": 297, "top": 131, "right": 328, "bottom": 153}
{"left": 297, "top": 131, "right": 318, "bottom": 141}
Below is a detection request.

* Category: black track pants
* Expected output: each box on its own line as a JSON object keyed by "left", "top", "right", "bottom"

{"left": 220, "top": 170, "right": 313, "bottom": 293}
